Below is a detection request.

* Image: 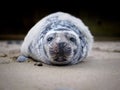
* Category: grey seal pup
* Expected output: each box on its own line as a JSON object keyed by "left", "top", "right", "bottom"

{"left": 17, "top": 12, "right": 93, "bottom": 65}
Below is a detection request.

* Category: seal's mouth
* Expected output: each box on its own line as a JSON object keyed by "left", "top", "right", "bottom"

{"left": 54, "top": 57, "right": 67, "bottom": 62}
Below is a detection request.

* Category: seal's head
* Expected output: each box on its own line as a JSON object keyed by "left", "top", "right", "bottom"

{"left": 43, "top": 29, "right": 80, "bottom": 65}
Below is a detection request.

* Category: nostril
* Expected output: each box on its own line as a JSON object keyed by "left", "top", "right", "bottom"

{"left": 66, "top": 47, "right": 71, "bottom": 52}
{"left": 58, "top": 42, "right": 66, "bottom": 48}
{"left": 58, "top": 42, "right": 66, "bottom": 55}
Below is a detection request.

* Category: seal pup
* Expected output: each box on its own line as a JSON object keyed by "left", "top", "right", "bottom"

{"left": 17, "top": 12, "right": 93, "bottom": 65}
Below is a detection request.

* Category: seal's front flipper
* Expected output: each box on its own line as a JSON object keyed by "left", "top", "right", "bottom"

{"left": 17, "top": 55, "right": 29, "bottom": 62}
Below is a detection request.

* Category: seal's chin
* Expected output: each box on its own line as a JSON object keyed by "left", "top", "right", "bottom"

{"left": 54, "top": 57, "right": 67, "bottom": 62}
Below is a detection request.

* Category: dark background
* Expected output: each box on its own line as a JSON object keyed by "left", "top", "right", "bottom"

{"left": 0, "top": 1, "right": 120, "bottom": 40}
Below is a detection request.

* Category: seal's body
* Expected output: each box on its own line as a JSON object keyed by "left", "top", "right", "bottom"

{"left": 17, "top": 12, "right": 93, "bottom": 65}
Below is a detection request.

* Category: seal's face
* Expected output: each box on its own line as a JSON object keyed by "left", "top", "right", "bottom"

{"left": 43, "top": 29, "right": 80, "bottom": 65}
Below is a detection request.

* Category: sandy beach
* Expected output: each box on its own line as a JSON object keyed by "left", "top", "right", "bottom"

{"left": 0, "top": 41, "right": 120, "bottom": 90}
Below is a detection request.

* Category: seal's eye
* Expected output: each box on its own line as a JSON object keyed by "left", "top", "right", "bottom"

{"left": 47, "top": 37, "right": 53, "bottom": 42}
{"left": 69, "top": 37, "right": 76, "bottom": 42}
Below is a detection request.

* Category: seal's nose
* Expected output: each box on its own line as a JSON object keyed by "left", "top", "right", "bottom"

{"left": 58, "top": 42, "right": 71, "bottom": 56}
{"left": 57, "top": 42, "right": 66, "bottom": 56}
{"left": 58, "top": 42, "right": 66, "bottom": 49}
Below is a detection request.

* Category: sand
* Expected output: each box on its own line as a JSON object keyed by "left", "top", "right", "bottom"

{"left": 0, "top": 41, "right": 120, "bottom": 90}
